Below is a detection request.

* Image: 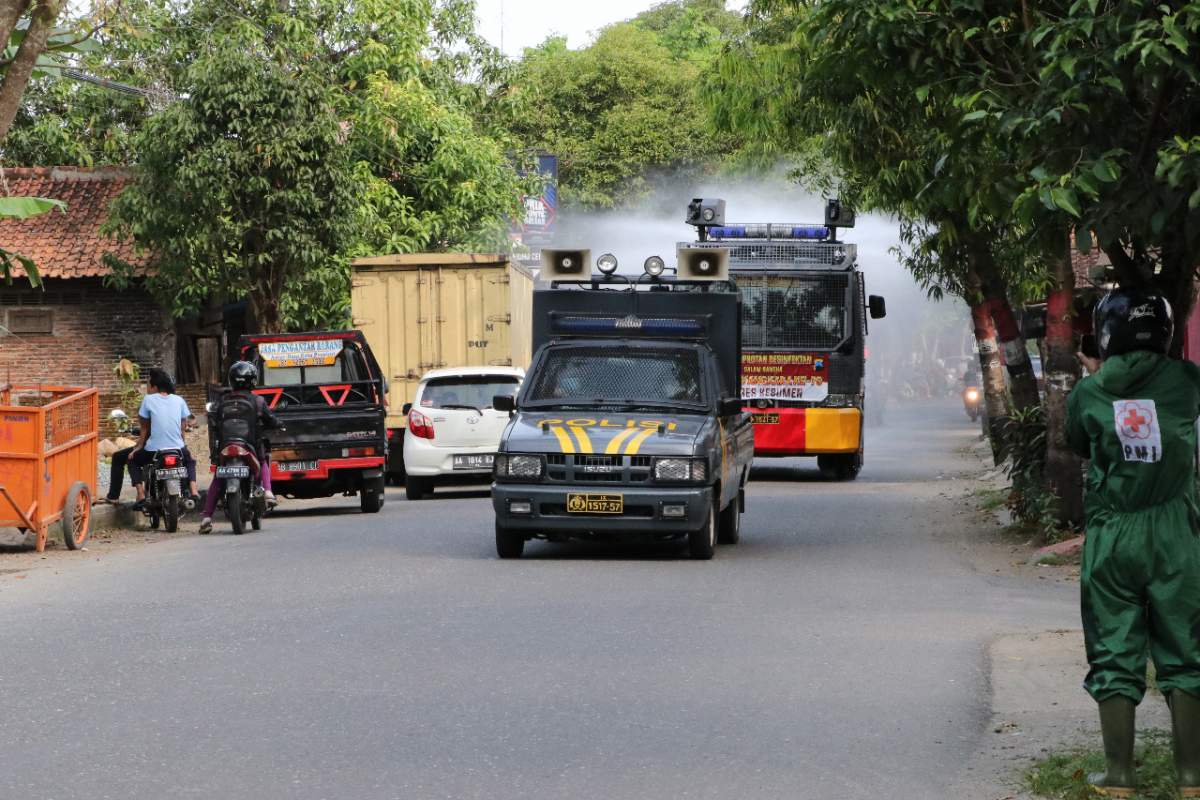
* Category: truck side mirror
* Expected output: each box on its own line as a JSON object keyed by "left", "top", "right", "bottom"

{"left": 493, "top": 394, "right": 516, "bottom": 413}
{"left": 719, "top": 397, "right": 743, "bottom": 417}
{"left": 868, "top": 295, "right": 887, "bottom": 319}
{"left": 401, "top": 402, "right": 412, "bottom": 416}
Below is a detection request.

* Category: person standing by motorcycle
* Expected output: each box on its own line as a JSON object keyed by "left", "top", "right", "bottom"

{"left": 199, "top": 361, "right": 281, "bottom": 534}
{"left": 1066, "top": 289, "right": 1200, "bottom": 798}
{"left": 128, "top": 369, "right": 198, "bottom": 508}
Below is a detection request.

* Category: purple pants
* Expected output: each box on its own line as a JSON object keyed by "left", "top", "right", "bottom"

{"left": 203, "top": 455, "right": 272, "bottom": 517}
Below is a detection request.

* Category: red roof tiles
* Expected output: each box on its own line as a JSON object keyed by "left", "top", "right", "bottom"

{"left": 0, "top": 166, "right": 150, "bottom": 279}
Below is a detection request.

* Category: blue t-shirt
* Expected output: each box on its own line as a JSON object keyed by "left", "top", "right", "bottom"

{"left": 138, "top": 393, "right": 191, "bottom": 451}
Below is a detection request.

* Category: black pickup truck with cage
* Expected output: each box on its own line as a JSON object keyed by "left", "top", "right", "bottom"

{"left": 207, "top": 331, "right": 389, "bottom": 513}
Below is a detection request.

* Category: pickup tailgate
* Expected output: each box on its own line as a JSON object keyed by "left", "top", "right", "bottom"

{"left": 266, "top": 405, "right": 386, "bottom": 462}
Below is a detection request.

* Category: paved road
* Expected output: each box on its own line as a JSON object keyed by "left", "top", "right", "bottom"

{"left": 0, "top": 402, "right": 1075, "bottom": 800}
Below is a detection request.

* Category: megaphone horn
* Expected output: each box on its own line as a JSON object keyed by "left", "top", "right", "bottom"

{"left": 540, "top": 249, "right": 592, "bottom": 281}
{"left": 676, "top": 247, "right": 730, "bottom": 281}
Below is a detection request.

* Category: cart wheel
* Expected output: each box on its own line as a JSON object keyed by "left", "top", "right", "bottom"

{"left": 62, "top": 482, "right": 92, "bottom": 550}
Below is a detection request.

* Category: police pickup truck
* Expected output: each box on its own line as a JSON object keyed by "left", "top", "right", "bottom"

{"left": 491, "top": 248, "right": 754, "bottom": 560}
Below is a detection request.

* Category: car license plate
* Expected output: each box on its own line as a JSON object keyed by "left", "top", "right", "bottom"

{"left": 279, "top": 460, "right": 318, "bottom": 472}
{"left": 751, "top": 412, "right": 781, "bottom": 425}
{"left": 216, "top": 465, "right": 250, "bottom": 479}
{"left": 566, "top": 493, "right": 624, "bottom": 514}
{"left": 156, "top": 467, "right": 188, "bottom": 479}
{"left": 453, "top": 454, "right": 494, "bottom": 470}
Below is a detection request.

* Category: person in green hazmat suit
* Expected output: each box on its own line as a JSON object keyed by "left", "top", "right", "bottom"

{"left": 1067, "top": 288, "right": 1200, "bottom": 798}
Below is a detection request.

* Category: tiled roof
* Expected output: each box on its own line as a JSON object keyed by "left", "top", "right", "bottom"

{"left": 0, "top": 166, "right": 149, "bottom": 279}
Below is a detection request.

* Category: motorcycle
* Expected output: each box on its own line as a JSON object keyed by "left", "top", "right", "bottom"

{"left": 210, "top": 430, "right": 281, "bottom": 535}
{"left": 145, "top": 449, "right": 188, "bottom": 532}
{"left": 963, "top": 384, "right": 982, "bottom": 421}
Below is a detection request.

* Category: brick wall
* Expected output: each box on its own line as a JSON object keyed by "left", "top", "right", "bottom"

{"left": 0, "top": 278, "right": 175, "bottom": 397}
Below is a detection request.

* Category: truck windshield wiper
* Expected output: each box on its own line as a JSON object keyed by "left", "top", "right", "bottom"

{"left": 612, "top": 401, "right": 703, "bottom": 411}
{"left": 439, "top": 404, "right": 482, "bottom": 414}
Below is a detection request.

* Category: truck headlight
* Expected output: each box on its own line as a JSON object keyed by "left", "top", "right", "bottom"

{"left": 653, "top": 457, "right": 706, "bottom": 482}
{"left": 495, "top": 454, "right": 544, "bottom": 479}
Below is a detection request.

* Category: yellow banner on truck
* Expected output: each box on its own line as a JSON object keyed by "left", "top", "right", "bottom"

{"left": 349, "top": 253, "right": 537, "bottom": 431}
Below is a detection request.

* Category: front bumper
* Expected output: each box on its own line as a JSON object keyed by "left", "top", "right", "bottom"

{"left": 492, "top": 483, "right": 713, "bottom": 536}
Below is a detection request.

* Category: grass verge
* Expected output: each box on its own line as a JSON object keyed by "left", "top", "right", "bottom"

{"left": 1025, "top": 731, "right": 1175, "bottom": 799}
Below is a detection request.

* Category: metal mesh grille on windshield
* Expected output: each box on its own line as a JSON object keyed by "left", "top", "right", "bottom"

{"left": 529, "top": 348, "right": 702, "bottom": 403}
{"left": 738, "top": 274, "right": 849, "bottom": 350}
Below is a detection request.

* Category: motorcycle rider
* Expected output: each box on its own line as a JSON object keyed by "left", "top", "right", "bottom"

{"left": 128, "top": 369, "right": 199, "bottom": 509}
{"left": 199, "top": 361, "right": 280, "bottom": 534}
{"left": 1066, "top": 289, "right": 1200, "bottom": 797}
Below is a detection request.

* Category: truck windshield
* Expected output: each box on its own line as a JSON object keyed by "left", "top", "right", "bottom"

{"left": 738, "top": 274, "right": 848, "bottom": 350}
{"left": 421, "top": 376, "right": 520, "bottom": 410}
{"left": 527, "top": 347, "right": 705, "bottom": 406}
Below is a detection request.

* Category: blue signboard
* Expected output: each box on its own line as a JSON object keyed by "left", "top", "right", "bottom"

{"left": 519, "top": 154, "right": 557, "bottom": 242}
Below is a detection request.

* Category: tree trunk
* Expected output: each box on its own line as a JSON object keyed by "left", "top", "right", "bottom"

{"left": 984, "top": 288, "right": 1040, "bottom": 412}
{"left": 0, "top": 0, "right": 32, "bottom": 58}
{"left": 0, "top": 0, "right": 63, "bottom": 144}
{"left": 248, "top": 287, "right": 284, "bottom": 334}
{"left": 970, "top": 300, "right": 1008, "bottom": 464}
{"left": 1042, "top": 246, "right": 1083, "bottom": 526}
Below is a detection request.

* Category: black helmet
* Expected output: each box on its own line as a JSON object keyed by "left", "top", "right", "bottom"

{"left": 228, "top": 360, "right": 259, "bottom": 390}
{"left": 1093, "top": 289, "right": 1174, "bottom": 360}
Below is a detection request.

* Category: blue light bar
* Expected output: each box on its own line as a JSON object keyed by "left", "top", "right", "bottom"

{"left": 707, "top": 224, "right": 830, "bottom": 240}
{"left": 555, "top": 315, "right": 706, "bottom": 336}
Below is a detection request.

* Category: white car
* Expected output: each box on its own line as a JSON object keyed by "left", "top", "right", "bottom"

{"left": 402, "top": 366, "right": 524, "bottom": 500}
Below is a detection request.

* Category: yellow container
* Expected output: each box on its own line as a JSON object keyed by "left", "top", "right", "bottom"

{"left": 350, "top": 254, "right": 537, "bottom": 430}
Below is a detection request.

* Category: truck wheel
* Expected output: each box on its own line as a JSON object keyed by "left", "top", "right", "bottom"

{"left": 689, "top": 501, "right": 717, "bottom": 560}
{"left": 405, "top": 476, "right": 432, "bottom": 501}
{"left": 818, "top": 453, "right": 862, "bottom": 481}
{"left": 495, "top": 521, "right": 524, "bottom": 559}
{"left": 717, "top": 496, "right": 741, "bottom": 545}
{"left": 361, "top": 477, "right": 385, "bottom": 513}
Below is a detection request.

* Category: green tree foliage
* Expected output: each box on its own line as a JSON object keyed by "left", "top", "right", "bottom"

{"left": 104, "top": 28, "right": 357, "bottom": 334}
{"left": 755, "top": 0, "right": 1200, "bottom": 328}
{"left": 508, "top": 2, "right": 746, "bottom": 209}
{"left": 48, "top": 0, "right": 527, "bottom": 328}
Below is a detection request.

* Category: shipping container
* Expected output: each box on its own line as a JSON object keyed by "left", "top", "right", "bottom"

{"left": 350, "top": 253, "right": 537, "bottom": 438}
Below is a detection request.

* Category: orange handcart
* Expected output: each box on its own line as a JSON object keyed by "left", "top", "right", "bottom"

{"left": 0, "top": 384, "right": 99, "bottom": 552}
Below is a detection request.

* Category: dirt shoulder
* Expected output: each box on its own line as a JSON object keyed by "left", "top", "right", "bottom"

{"left": 0, "top": 513, "right": 206, "bottom": 582}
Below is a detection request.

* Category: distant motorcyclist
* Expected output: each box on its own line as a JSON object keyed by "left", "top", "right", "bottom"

{"left": 199, "top": 361, "right": 281, "bottom": 534}
{"left": 1066, "top": 288, "right": 1200, "bottom": 797}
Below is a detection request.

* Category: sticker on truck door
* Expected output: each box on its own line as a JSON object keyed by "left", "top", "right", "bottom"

{"left": 1114, "top": 399, "right": 1162, "bottom": 463}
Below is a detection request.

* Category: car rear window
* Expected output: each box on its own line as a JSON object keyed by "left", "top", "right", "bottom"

{"left": 420, "top": 376, "right": 520, "bottom": 410}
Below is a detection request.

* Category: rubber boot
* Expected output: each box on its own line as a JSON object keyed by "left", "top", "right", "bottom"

{"left": 1088, "top": 696, "right": 1137, "bottom": 797}
{"left": 1170, "top": 690, "right": 1200, "bottom": 797}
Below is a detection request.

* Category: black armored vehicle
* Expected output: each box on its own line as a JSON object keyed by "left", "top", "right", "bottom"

{"left": 490, "top": 248, "right": 754, "bottom": 560}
